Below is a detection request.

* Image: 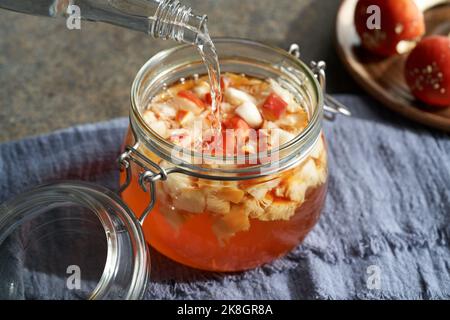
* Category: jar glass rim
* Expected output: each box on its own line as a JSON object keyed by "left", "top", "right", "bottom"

{"left": 130, "top": 38, "right": 324, "bottom": 179}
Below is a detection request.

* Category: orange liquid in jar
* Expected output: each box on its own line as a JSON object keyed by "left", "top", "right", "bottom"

{"left": 121, "top": 73, "right": 328, "bottom": 271}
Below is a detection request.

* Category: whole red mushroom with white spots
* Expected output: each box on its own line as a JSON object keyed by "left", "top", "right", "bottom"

{"left": 405, "top": 36, "right": 450, "bottom": 108}
{"left": 354, "top": 0, "right": 425, "bottom": 56}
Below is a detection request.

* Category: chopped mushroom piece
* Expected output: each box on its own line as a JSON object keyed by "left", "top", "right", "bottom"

{"left": 234, "top": 102, "right": 263, "bottom": 128}
{"left": 225, "top": 87, "right": 257, "bottom": 105}
{"left": 162, "top": 172, "right": 192, "bottom": 196}
{"left": 206, "top": 193, "right": 231, "bottom": 214}
{"left": 152, "top": 103, "right": 178, "bottom": 119}
{"left": 216, "top": 187, "right": 245, "bottom": 204}
{"left": 268, "top": 79, "right": 300, "bottom": 113}
{"left": 212, "top": 205, "right": 250, "bottom": 244}
{"left": 172, "top": 188, "right": 206, "bottom": 213}
{"left": 193, "top": 81, "right": 210, "bottom": 99}
{"left": 149, "top": 120, "right": 169, "bottom": 139}
{"left": 261, "top": 200, "right": 298, "bottom": 221}
{"left": 245, "top": 178, "right": 281, "bottom": 200}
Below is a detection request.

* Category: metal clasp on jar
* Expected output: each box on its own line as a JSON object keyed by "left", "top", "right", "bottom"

{"left": 288, "top": 44, "right": 351, "bottom": 121}
{"left": 118, "top": 145, "right": 177, "bottom": 224}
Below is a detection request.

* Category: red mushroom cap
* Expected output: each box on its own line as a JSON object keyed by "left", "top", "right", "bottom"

{"left": 354, "top": 0, "right": 425, "bottom": 57}
{"left": 405, "top": 36, "right": 450, "bottom": 108}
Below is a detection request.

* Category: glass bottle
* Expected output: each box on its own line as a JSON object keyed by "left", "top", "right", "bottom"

{"left": 0, "top": 0, "right": 207, "bottom": 45}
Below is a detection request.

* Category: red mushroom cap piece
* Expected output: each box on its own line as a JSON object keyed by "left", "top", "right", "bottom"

{"left": 405, "top": 36, "right": 450, "bottom": 108}
{"left": 354, "top": 0, "right": 425, "bottom": 57}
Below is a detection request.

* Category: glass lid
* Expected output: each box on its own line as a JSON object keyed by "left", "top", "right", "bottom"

{"left": 0, "top": 181, "right": 150, "bottom": 300}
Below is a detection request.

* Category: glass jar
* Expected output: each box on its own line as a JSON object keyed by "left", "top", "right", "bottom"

{"left": 0, "top": 182, "right": 149, "bottom": 299}
{"left": 0, "top": 38, "right": 348, "bottom": 299}
{"left": 119, "top": 38, "right": 329, "bottom": 272}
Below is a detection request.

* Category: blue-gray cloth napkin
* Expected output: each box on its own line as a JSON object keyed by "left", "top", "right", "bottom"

{"left": 0, "top": 95, "right": 449, "bottom": 299}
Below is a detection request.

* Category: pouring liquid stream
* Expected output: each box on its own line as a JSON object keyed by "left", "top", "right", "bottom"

{"left": 195, "top": 28, "right": 223, "bottom": 139}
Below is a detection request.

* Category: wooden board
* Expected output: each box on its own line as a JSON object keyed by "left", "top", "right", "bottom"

{"left": 336, "top": 0, "right": 450, "bottom": 131}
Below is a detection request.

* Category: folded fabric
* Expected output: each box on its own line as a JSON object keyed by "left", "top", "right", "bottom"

{"left": 0, "top": 95, "right": 449, "bottom": 299}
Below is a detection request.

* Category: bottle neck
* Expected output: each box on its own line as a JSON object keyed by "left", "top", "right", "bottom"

{"left": 154, "top": 3, "right": 208, "bottom": 44}
{"left": 107, "top": 0, "right": 208, "bottom": 44}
